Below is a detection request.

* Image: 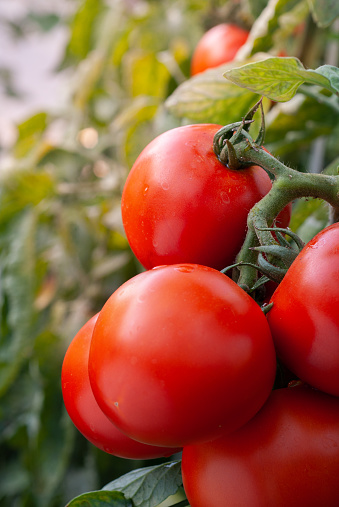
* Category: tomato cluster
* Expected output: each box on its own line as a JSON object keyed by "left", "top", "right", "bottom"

{"left": 62, "top": 121, "right": 339, "bottom": 504}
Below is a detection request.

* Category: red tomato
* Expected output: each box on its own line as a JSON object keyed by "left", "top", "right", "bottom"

{"left": 121, "top": 124, "right": 290, "bottom": 271}
{"left": 88, "top": 264, "right": 276, "bottom": 448}
{"left": 191, "top": 23, "right": 249, "bottom": 75}
{"left": 182, "top": 386, "right": 339, "bottom": 507}
{"left": 61, "top": 314, "right": 180, "bottom": 459}
{"left": 267, "top": 223, "right": 339, "bottom": 397}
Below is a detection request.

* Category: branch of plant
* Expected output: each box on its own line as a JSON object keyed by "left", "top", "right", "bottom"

{"left": 218, "top": 138, "right": 339, "bottom": 290}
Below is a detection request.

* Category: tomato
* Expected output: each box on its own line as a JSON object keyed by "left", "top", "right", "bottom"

{"left": 267, "top": 222, "right": 339, "bottom": 397}
{"left": 61, "top": 314, "right": 180, "bottom": 459}
{"left": 182, "top": 386, "right": 339, "bottom": 507}
{"left": 121, "top": 124, "right": 290, "bottom": 271}
{"left": 191, "top": 23, "right": 249, "bottom": 75}
{"left": 88, "top": 264, "right": 276, "bottom": 448}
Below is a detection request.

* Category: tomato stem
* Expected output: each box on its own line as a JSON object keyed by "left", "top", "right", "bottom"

{"left": 239, "top": 146, "right": 339, "bottom": 288}
{"left": 214, "top": 120, "right": 339, "bottom": 291}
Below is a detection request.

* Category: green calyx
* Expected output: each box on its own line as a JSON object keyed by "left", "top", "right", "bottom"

{"left": 213, "top": 98, "right": 265, "bottom": 169}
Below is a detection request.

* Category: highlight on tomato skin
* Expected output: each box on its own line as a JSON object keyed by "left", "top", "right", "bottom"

{"left": 121, "top": 124, "right": 291, "bottom": 272}
{"left": 61, "top": 314, "right": 181, "bottom": 460}
{"left": 182, "top": 386, "right": 339, "bottom": 507}
{"left": 190, "top": 23, "right": 249, "bottom": 76}
{"left": 88, "top": 263, "right": 277, "bottom": 449}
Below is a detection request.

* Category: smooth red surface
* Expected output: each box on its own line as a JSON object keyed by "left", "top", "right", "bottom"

{"left": 88, "top": 264, "right": 276, "bottom": 448}
{"left": 182, "top": 386, "right": 339, "bottom": 507}
{"left": 267, "top": 223, "right": 339, "bottom": 396}
{"left": 122, "top": 124, "right": 289, "bottom": 271}
{"left": 61, "top": 314, "right": 180, "bottom": 459}
{"left": 191, "top": 23, "right": 249, "bottom": 75}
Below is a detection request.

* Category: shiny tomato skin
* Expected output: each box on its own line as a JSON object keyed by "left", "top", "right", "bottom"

{"left": 191, "top": 23, "right": 249, "bottom": 75}
{"left": 121, "top": 124, "right": 288, "bottom": 271}
{"left": 182, "top": 386, "right": 339, "bottom": 507}
{"left": 267, "top": 223, "right": 339, "bottom": 397}
{"left": 61, "top": 314, "right": 180, "bottom": 459}
{"left": 88, "top": 264, "right": 276, "bottom": 448}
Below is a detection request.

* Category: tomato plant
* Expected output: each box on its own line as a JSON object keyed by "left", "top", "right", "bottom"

{"left": 62, "top": 314, "right": 180, "bottom": 459}
{"left": 121, "top": 124, "right": 290, "bottom": 272}
{"left": 182, "top": 386, "right": 339, "bottom": 507}
{"left": 5, "top": 0, "right": 339, "bottom": 504}
{"left": 190, "top": 23, "right": 249, "bottom": 76}
{"left": 88, "top": 264, "right": 276, "bottom": 448}
{"left": 267, "top": 222, "right": 339, "bottom": 397}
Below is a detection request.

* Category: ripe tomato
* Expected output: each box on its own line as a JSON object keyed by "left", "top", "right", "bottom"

{"left": 191, "top": 23, "right": 249, "bottom": 75}
{"left": 88, "top": 264, "right": 276, "bottom": 448}
{"left": 61, "top": 314, "right": 180, "bottom": 459}
{"left": 121, "top": 124, "right": 290, "bottom": 271}
{"left": 267, "top": 222, "right": 339, "bottom": 397}
{"left": 182, "top": 386, "right": 339, "bottom": 507}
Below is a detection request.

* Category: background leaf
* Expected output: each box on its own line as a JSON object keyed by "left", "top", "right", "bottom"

{"left": 165, "top": 62, "right": 260, "bottom": 124}
{"left": 265, "top": 92, "right": 339, "bottom": 158}
{"left": 14, "top": 113, "right": 49, "bottom": 158}
{"left": 64, "top": 0, "right": 105, "bottom": 62}
{"left": 237, "top": 0, "right": 309, "bottom": 58}
{"left": 316, "top": 65, "right": 339, "bottom": 94}
{"left": 289, "top": 198, "right": 328, "bottom": 236}
{"left": 67, "top": 490, "right": 133, "bottom": 507}
{"left": 103, "top": 461, "right": 183, "bottom": 507}
{"left": 307, "top": 0, "right": 339, "bottom": 27}
{"left": 247, "top": 0, "right": 271, "bottom": 19}
{"left": 0, "top": 211, "right": 39, "bottom": 396}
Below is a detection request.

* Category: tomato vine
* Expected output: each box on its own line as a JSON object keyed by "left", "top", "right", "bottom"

{"left": 213, "top": 99, "right": 339, "bottom": 291}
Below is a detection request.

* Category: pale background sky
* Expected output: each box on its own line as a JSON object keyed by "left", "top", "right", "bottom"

{"left": 0, "top": 0, "right": 75, "bottom": 149}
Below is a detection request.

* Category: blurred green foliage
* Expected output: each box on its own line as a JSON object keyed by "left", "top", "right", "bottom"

{"left": 0, "top": 0, "right": 338, "bottom": 506}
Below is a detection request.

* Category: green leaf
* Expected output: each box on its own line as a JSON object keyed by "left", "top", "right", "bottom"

{"left": 290, "top": 198, "right": 329, "bottom": 242}
{"left": 67, "top": 0, "right": 104, "bottom": 60}
{"left": 239, "top": 0, "right": 309, "bottom": 57}
{"left": 165, "top": 63, "right": 260, "bottom": 124}
{"left": 316, "top": 65, "right": 339, "bottom": 94}
{"left": 0, "top": 211, "right": 38, "bottom": 396}
{"left": 14, "top": 113, "right": 48, "bottom": 158}
{"left": 27, "top": 13, "right": 60, "bottom": 31}
{"left": 123, "top": 51, "right": 171, "bottom": 99}
{"left": 307, "top": 0, "right": 339, "bottom": 27}
{"left": 289, "top": 198, "right": 326, "bottom": 231}
{"left": 247, "top": 0, "right": 270, "bottom": 19}
{"left": 224, "top": 57, "right": 336, "bottom": 102}
{"left": 0, "top": 460, "right": 29, "bottom": 497}
{"left": 112, "top": 96, "right": 159, "bottom": 167}
{"left": 28, "top": 343, "right": 76, "bottom": 506}
{"left": 323, "top": 155, "right": 339, "bottom": 175}
{"left": 38, "top": 148, "right": 89, "bottom": 182}
{"left": 265, "top": 93, "right": 338, "bottom": 156}
{"left": 0, "top": 170, "right": 55, "bottom": 225}
{"left": 67, "top": 490, "right": 133, "bottom": 507}
{"left": 103, "top": 461, "right": 183, "bottom": 507}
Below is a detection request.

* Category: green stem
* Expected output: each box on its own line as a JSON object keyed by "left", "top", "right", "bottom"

{"left": 231, "top": 142, "right": 339, "bottom": 288}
